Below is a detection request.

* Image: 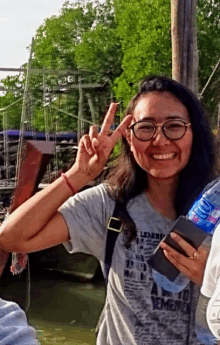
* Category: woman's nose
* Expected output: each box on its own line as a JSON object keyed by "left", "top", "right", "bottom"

{"left": 152, "top": 126, "right": 170, "bottom": 145}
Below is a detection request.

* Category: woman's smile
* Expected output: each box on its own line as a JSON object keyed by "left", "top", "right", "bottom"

{"left": 127, "top": 91, "right": 193, "bottom": 181}
{"left": 150, "top": 152, "right": 177, "bottom": 160}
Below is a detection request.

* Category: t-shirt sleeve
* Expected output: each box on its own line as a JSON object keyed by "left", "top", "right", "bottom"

{"left": 59, "top": 184, "right": 115, "bottom": 261}
{"left": 201, "top": 223, "right": 220, "bottom": 298}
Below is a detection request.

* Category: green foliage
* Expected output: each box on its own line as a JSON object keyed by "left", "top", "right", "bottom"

{"left": 2, "top": 0, "right": 220, "bottom": 131}
{"left": 28, "top": 0, "right": 116, "bottom": 132}
{"left": 75, "top": 24, "right": 122, "bottom": 80}
{"left": 75, "top": 0, "right": 122, "bottom": 81}
{"left": 0, "top": 75, "right": 23, "bottom": 129}
{"left": 113, "top": 0, "right": 172, "bottom": 106}
{"left": 33, "top": 1, "right": 98, "bottom": 70}
{"left": 197, "top": 0, "right": 220, "bottom": 127}
{"left": 111, "top": 140, "right": 121, "bottom": 159}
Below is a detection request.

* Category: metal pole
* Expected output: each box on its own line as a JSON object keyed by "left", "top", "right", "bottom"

{"left": 199, "top": 59, "right": 220, "bottom": 99}
{"left": 16, "top": 37, "right": 34, "bottom": 181}
{"left": 3, "top": 111, "right": 9, "bottom": 185}
{"left": 43, "top": 74, "right": 50, "bottom": 141}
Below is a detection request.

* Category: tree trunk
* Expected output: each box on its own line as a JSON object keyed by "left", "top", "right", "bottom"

{"left": 171, "top": 0, "right": 198, "bottom": 96}
{"left": 217, "top": 101, "right": 220, "bottom": 137}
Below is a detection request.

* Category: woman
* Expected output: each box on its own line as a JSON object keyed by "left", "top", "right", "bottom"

{"left": 0, "top": 76, "right": 216, "bottom": 344}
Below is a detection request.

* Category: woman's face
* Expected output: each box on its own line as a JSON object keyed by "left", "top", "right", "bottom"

{"left": 126, "top": 91, "right": 193, "bottom": 182}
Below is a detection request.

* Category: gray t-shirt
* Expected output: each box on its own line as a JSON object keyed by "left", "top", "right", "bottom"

{"left": 60, "top": 183, "right": 204, "bottom": 345}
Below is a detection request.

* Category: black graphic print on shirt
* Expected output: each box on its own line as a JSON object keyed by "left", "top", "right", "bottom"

{"left": 123, "top": 229, "right": 192, "bottom": 344}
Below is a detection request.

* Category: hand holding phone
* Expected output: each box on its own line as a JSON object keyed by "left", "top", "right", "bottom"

{"left": 147, "top": 216, "right": 209, "bottom": 281}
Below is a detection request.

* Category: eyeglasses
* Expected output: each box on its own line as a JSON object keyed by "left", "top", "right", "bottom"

{"left": 128, "top": 119, "right": 192, "bottom": 141}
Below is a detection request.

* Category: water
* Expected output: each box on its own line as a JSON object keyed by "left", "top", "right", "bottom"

{"left": 0, "top": 270, "right": 106, "bottom": 345}
{"left": 31, "top": 319, "right": 97, "bottom": 345}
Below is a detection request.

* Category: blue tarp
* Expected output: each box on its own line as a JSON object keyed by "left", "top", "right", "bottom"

{"left": 0, "top": 130, "right": 77, "bottom": 142}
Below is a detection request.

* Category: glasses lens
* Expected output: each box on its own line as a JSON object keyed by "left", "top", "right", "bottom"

{"left": 133, "top": 121, "right": 155, "bottom": 141}
{"left": 163, "top": 120, "right": 186, "bottom": 140}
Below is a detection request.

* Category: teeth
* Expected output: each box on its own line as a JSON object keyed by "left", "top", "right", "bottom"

{"left": 152, "top": 153, "right": 175, "bottom": 160}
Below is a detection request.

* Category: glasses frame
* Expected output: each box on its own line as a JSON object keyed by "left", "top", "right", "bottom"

{"left": 128, "top": 119, "right": 192, "bottom": 141}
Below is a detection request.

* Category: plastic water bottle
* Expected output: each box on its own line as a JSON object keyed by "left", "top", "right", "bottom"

{"left": 152, "top": 179, "right": 220, "bottom": 293}
{"left": 187, "top": 180, "right": 220, "bottom": 234}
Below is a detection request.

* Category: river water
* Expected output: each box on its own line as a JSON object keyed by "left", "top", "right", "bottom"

{"left": 29, "top": 275, "right": 105, "bottom": 345}
{"left": 1, "top": 269, "right": 106, "bottom": 345}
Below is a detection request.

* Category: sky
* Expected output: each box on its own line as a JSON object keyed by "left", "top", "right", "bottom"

{"left": 0, "top": 0, "right": 66, "bottom": 80}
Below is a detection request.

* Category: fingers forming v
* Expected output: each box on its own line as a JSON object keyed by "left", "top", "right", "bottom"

{"left": 111, "top": 115, "right": 132, "bottom": 144}
{"left": 100, "top": 103, "right": 118, "bottom": 136}
{"left": 89, "top": 125, "right": 98, "bottom": 139}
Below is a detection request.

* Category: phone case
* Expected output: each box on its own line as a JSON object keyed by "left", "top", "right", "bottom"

{"left": 147, "top": 216, "right": 209, "bottom": 281}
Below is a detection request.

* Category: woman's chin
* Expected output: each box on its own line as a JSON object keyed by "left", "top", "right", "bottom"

{"left": 146, "top": 169, "right": 180, "bottom": 181}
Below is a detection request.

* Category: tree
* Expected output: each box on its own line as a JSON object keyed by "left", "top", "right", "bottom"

{"left": 75, "top": 0, "right": 122, "bottom": 81}
{"left": 197, "top": 0, "right": 220, "bottom": 126}
{"left": 113, "top": 0, "right": 172, "bottom": 106}
{"left": 0, "top": 75, "right": 23, "bottom": 129}
{"left": 2, "top": 0, "right": 220, "bottom": 130}
{"left": 29, "top": 0, "right": 117, "bottom": 132}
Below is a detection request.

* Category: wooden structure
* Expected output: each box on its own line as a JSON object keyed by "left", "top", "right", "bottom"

{"left": 9, "top": 141, "right": 53, "bottom": 213}
{"left": 0, "top": 140, "right": 53, "bottom": 277}
{"left": 171, "top": 0, "right": 198, "bottom": 95}
{"left": 0, "top": 140, "right": 99, "bottom": 309}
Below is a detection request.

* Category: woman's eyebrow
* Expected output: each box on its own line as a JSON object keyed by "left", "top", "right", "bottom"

{"left": 140, "top": 115, "right": 186, "bottom": 121}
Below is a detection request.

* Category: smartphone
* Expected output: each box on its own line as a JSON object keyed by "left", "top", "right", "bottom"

{"left": 147, "top": 216, "right": 209, "bottom": 281}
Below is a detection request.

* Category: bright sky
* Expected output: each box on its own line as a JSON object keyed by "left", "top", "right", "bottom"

{"left": 0, "top": 0, "right": 66, "bottom": 80}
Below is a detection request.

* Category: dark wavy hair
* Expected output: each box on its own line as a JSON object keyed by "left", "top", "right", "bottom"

{"left": 105, "top": 75, "right": 216, "bottom": 244}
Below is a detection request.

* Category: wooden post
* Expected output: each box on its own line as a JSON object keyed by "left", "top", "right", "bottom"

{"left": 171, "top": 0, "right": 198, "bottom": 96}
{"left": 77, "top": 76, "right": 84, "bottom": 144}
{"left": 86, "top": 93, "right": 96, "bottom": 124}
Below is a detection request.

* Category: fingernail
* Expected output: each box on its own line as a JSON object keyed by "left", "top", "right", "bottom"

{"left": 160, "top": 242, "right": 166, "bottom": 249}
{"left": 170, "top": 233, "right": 177, "bottom": 239}
{"left": 88, "top": 149, "right": 92, "bottom": 155}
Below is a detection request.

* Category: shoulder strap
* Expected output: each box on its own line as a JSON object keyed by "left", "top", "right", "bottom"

{"left": 95, "top": 201, "right": 122, "bottom": 336}
{"left": 103, "top": 201, "right": 122, "bottom": 284}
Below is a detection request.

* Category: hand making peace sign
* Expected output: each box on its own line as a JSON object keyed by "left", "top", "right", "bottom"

{"left": 73, "top": 103, "right": 132, "bottom": 180}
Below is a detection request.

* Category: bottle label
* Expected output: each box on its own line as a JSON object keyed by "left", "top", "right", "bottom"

{"left": 188, "top": 197, "right": 220, "bottom": 233}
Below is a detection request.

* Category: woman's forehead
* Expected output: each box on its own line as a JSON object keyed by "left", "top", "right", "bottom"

{"left": 133, "top": 91, "right": 190, "bottom": 122}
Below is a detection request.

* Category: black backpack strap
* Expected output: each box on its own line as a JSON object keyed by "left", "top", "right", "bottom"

{"left": 95, "top": 201, "right": 122, "bottom": 336}
{"left": 103, "top": 201, "right": 122, "bottom": 284}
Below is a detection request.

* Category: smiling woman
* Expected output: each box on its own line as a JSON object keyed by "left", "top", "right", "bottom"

{"left": 0, "top": 76, "right": 216, "bottom": 345}
{"left": 125, "top": 92, "right": 193, "bottom": 183}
